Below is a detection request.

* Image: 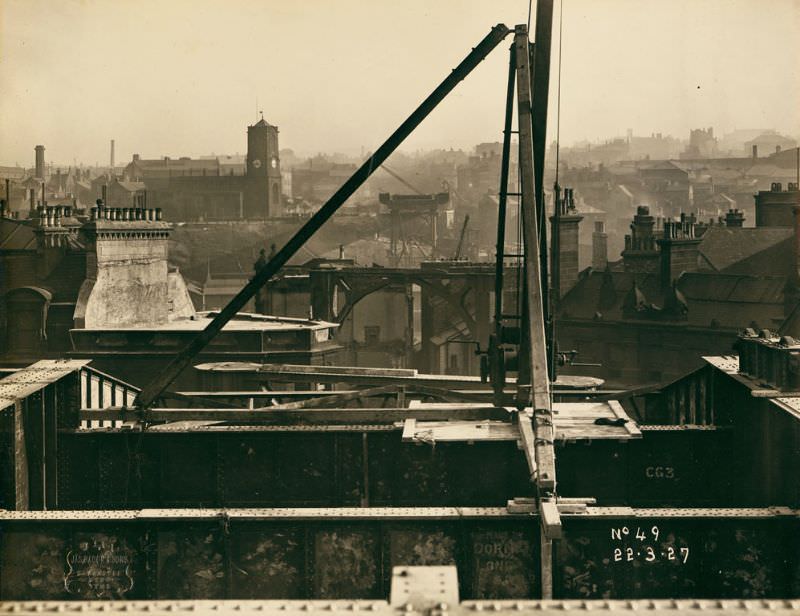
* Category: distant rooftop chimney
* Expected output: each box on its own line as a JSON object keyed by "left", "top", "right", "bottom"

{"left": 34, "top": 145, "right": 45, "bottom": 180}
{"left": 622, "top": 205, "right": 659, "bottom": 273}
{"left": 754, "top": 182, "right": 800, "bottom": 227}
{"left": 725, "top": 208, "right": 745, "bottom": 228}
{"left": 657, "top": 213, "right": 701, "bottom": 288}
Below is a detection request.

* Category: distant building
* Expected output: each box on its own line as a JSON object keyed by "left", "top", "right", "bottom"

{"left": 745, "top": 131, "right": 797, "bottom": 159}
{"left": 121, "top": 118, "right": 283, "bottom": 220}
{"left": 456, "top": 144, "right": 517, "bottom": 210}
{"left": 682, "top": 127, "right": 718, "bottom": 159}
{"left": 291, "top": 157, "right": 357, "bottom": 205}
{"left": 637, "top": 161, "right": 690, "bottom": 216}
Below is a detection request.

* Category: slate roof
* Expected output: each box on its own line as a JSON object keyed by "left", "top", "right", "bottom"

{"left": 559, "top": 268, "right": 787, "bottom": 331}
{"left": 116, "top": 181, "right": 146, "bottom": 192}
{"left": 745, "top": 163, "right": 799, "bottom": 179}
{"left": 0, "top": 219, "right": 36, "bottom": 250}
{"left": 39, "top": 251, "right": 87, "bottom": 302}
{"left": 698, "top": 226, "right": 792, "bottom": 271}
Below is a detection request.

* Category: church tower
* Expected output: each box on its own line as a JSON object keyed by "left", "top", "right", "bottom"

{"left": 245, "top": 116, "right": 282, "bottom": 218}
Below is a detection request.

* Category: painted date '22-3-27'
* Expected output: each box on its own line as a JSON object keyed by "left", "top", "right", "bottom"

{"left": 610, "top": 525, "right": 690, "bottom": 564}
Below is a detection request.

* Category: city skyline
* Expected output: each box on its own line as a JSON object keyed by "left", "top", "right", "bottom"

{"left": 1, "top": 0, "right": 799, "bottom": 167}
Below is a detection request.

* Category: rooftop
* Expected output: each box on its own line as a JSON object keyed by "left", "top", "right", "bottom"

{"left": 79, "top": 311, "right": 336, "bottom": 333}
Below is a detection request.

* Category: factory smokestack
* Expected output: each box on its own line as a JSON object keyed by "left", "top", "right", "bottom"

{"left": 110, "top": 139, "right": 115, "bottom": 172}
{"left": 34, "top": 145, "right": 45, "bottom": 180}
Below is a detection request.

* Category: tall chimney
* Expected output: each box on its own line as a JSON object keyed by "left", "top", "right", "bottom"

{"left": 110, "top": 139, "right": 115, "bottom": 172}
{"left": 752, "top": 144, "right": 758, "bottom": 159}
{"left": 549, "top": 187, "right": 583, "bottom": 300}
{"left": 592, "top": 220, "right": 608, "bottom": 270}
{"left": 34, "top": 145, "right": 45, "bottom": 179}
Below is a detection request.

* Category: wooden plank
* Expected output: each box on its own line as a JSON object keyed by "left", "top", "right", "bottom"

{"left": 539, "top": 527, "right": 554, "bottom": 600}
{"left": 403, "top": 421, "right": 517, "bottom": 443}
{"left": 256, "top": 363, "right": 416, "bottom": 378}
{"left": 533, "top": 410, "right": 556, "bottom": 491}
{"left": 80, "top": 405, "right": 512, "bottom": 424}
{"left": 608, "top": 400, "right": 642, "bottom": 438}
{"left": 514, "top": 27, "right": 551, "bottom": 414}
{"left": 516, "top": 413, "right": 538, "bottom": 480}
{"left": 540, "top": 498, "right": 563, "bottom": 539}
{"left": 264, "top": 385, "right": 399, "bottom": 410}
{"left": 401, "top": 418, "right": 417, "bottom": 442}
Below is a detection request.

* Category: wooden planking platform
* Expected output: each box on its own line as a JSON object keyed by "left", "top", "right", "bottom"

{"left": 402, "top": 400, "right": 640, "bottom": 442}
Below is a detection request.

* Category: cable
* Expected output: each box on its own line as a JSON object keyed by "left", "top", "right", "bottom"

{"left": 527, "top": 0, "right": 534, "bottom": 32}
{"left": 550, "top": 0, "right": 565, "bottom": 408}
{"left": 554, "top": 0, "right": 564, "bottom": 189}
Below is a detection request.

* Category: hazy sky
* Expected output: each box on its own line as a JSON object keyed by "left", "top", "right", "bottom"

{"left": 1, "top": 0, "right": 799, "bottom": 167}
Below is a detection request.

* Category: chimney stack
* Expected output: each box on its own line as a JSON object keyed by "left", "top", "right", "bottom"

{"left": 657, "top": 213, "right": 702, "bottom": 289}
{"left": 724, "top": 208, "right": 745, "bottom": 228}
{"left": 622, "top": 206, "right": 659, "bottom": 273}
{"left": 549, "top": 186, "right": 584, "bottom": 300}
{"left": 752, "top": 144, "right": 758, "bottom": 159}
{"left": 110, "top": 139, "right": 115, "bottom": 172}
{"left": 34, "top": 145, "right": 45, "bottom": 180}
{"left": 592, "top": 220, "right": 608, "bottom": 270}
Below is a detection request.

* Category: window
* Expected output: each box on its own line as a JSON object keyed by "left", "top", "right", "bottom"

{"left": 364, "top": 325, "right": 380, "bottom": 345}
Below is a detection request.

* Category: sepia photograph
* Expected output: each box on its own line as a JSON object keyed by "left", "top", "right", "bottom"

{"left": 0, "top": 0, "right": 799, "bottom": 612}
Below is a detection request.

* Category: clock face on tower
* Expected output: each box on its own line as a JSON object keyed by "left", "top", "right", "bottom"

{"left": 271, "top": 157, "right": 278, "bottom": 169}
{"left": 252, "top": 159, "right": 262, "bottom": 169}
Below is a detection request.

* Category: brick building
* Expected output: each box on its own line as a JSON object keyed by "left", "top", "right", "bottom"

{"left": 121, "top": 118, "right": 283, "bottom": 220}
{"left": 556, "top": 184, "right": 800, "bottom": 386}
